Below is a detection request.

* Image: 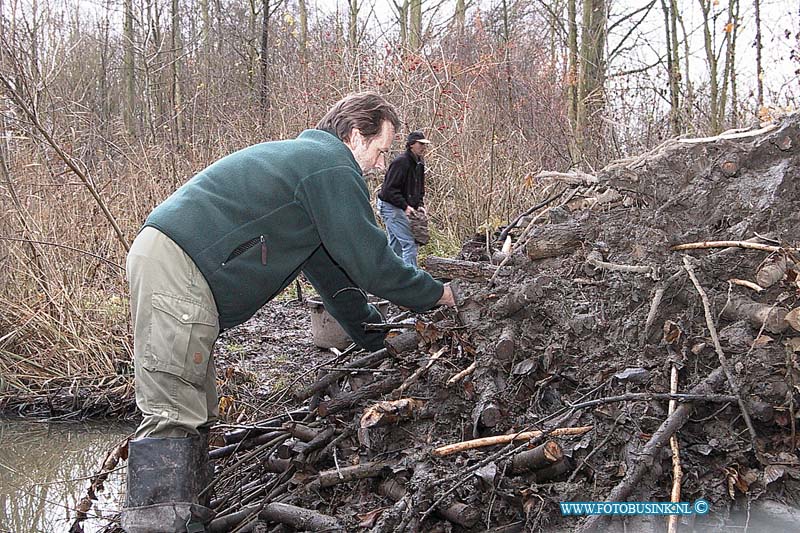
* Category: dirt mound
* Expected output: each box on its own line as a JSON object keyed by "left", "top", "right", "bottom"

{"left": 88, "top": 114, "right": 800, "bottom": 533}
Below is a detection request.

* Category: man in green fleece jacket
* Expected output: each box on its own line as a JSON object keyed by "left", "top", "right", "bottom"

{"left": 121, "top": 92, "right": 455, "bottom": 532}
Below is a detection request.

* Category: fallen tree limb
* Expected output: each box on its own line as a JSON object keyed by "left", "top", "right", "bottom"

{"left": 446, "top": 361, "right": 477, "bottom": 386}
{"left": 309, "top": 461, "right": 391, "bottom": 489}
{"left": 492, "top": 276, "right": 552, "bottom": 318}
{"left": 579, "top": 367, "right": 727, "bottom": 532}
{"left": 717, "top": 292, "right": 789, "bottom": 334}
{"left": 360, "top": 398, "right": 426, "bottom": 429}
{"left": 566, "top": 392, "right": 738, "bottom": 410}
{"left": 671, "top": 240, "right": 797, "bottom": 254}
{"left": 586, "top": 256, "right": 654, "bottom": 276}
{"left": 534, "top": 170, "right": 599, "bottom": 185}
{"left": 497, "top": 187, "right": 570, "bottom": 243}
{"left": 684, "top": 256, "right": 758, "bottom": 447}
{"left": 729, "top": 278, "right": 764, "bottom": 292}
{"left": 392, "top": 346, "right": 447, "bottom": 399}
{"left": 209, "top": 430, "right": 287, "bottom": 460}
{"left": 423, "top": 256, "right": 508, "bottom": 281}
{"left": 294, "top": 349, "right": 391, "bottom": 402}
{"left": 209, "top": 502, "right": 343, "bottom": 532}
{"left": 676, "top": 123, "right": 778, "bottom": 143}
{"left": 525, "top": 221, "right": 589, "bottom": 260}
{"left": 488, "top": 188, "right": 581, "bottom": 285}
{"left": 433, "top": 426, "right": 593, "bottom": 457}
{"left": 317, "top": 375, "right": 403, "bottom": 417}
{"left": 379, "top": 478, "right": 480, "bottom": 528}
{"left": 667, "top": 350, "right": 682, "bottom": 533}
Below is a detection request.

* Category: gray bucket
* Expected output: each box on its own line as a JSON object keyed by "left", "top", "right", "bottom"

{"left": 307, "top": 298, "right": 389, "bottom": 350}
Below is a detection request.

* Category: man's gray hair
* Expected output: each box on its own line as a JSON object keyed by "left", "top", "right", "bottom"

{"left": 316, "top": 92, "right": 400, "bottom": 142}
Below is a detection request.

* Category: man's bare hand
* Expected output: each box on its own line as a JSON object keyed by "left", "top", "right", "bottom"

{"left": 404, "top": 206, "right": 416, "bottom": 217}
{"left": 436, "top": 283, "right": 456, "bottom": 307}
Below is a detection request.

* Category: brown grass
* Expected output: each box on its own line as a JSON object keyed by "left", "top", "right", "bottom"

{"left": 0, "top": 9, "right": 587, "bottom": 412}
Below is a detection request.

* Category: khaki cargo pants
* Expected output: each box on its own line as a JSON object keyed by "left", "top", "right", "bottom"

{"left": 127, "top": 227, "right": 220, "bottom": 438}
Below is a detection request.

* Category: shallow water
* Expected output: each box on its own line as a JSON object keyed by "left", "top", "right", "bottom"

{"left": 0, "top": 419, "right": 133, "bottom": 533}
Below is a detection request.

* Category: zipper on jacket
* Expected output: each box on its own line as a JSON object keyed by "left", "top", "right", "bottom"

{"left": 222, "top": 235, "right": 266, "bottom": 266}
{"left": 260, "top": 235, "right": 267, "bottom": 265}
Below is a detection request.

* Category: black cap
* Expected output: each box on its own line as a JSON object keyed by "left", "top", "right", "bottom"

{"left": 406, "top": 131, "right": 431, "bottom": 145}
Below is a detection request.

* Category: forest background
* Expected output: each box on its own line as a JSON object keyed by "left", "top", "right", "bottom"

{"left": 0, "top": 0, "right": 798, "bottom": 399}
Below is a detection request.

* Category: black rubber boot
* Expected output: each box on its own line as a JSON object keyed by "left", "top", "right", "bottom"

{"left": 121, "top": 435, "right": 215, "bottom": 533}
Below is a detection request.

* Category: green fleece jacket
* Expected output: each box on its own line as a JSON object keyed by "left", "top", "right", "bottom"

{"left": 144, "top": 129, "right": 444, "bottom": 351}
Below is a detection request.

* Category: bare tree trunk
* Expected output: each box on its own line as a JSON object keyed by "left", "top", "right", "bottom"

{"left": 454, "top": 0, "right": 465, "bottom": 34}
{"left": 676, "top": 7, "right": 694, "bottom": 129}
{"left": 660, "top": 0, "right": 681, "bottom": 135}
{"left": 298, "top": 0, "right": 308, "bottom": 56}
{"left": 576, "top": 0, "right": 607, "bottom": 164}
{"left": 397, "top": 0, "right": 409, "bottom": 47}
{"left": 99, "top": 0, "right": 112, "bottom": 130}
{"left": 754, "top": 0, "right": 763, "bottom": 111}
{"left": 410, "top": 0, "right": 422, "bottom": 50}
{"left": 349, "top": 0, "right": 359, "bottom": 51}
{"left": 259, "top": 0, "right": 271, "bottom": 114}
{"left": 699, "top": 0, "right": 719, "bottom": 133}
{"left": 501, "top": 0, "right": 514, "bottom": 113}
{"left": 727, "top": 0, "right": 740, "bottom": 126}
{"left": 170, "top": 0, "right": 183, "bottom": 144}
{"left": 567, "top": 0, "right": 579, "bottom": 164}
{"left": 123, "top": 0, "right": 136, "bottom": 135}
{"left": 247, "top": 0, "right": 257, "bottom": 90}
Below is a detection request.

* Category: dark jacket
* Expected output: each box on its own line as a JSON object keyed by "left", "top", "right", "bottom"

{"left": 144, "top": 129, "right": 443, "bottom": 351}
{"left": 378, "top": 149, "right": 425, "bottom": 210}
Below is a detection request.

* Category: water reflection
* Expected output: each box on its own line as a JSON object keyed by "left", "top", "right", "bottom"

{"left": 0, "top": 420, "right": 133, "bottom": 533}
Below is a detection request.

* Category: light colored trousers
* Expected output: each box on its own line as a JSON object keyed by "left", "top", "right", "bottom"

{"left": 377, "top": 198, "right": 418, "bottom": 267}
{"left": 126, "top": 227, "right": 220, "bottom": 438}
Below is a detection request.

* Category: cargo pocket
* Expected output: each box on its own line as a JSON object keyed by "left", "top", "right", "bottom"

{"left": 145, "top": 292, "right": 219, "bottom": 386}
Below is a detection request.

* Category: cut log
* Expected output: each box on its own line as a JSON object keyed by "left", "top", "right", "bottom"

{"left": 379, "top": 478, "right": 480, "bottom": 528}
{"left": 262, "top": 454, "right": 291, "bottom": 473}
{"left": 471, "top": 368, "right": 502, "bottom": 436}
{"left": 495, "top": 323, "right": 518, "bottom": 361}
{"left": 424, "top": 256, "right": 508, "bottom": 281}
{"left": 490, "top": 250, "right": 527, "bottom": 267}
{"left": 282, "top": 421, "right": 318, "bottom": 442}
{"left": 292, "top": 426, "right": 335, "bottom": 464}
{"left": 716, "top": 292, "right": 789, "bottom": 334}
{"left": 309, "top": 461, "right": 391, "bottom": 489}
{"left": 509, "top": 441, "right": 563, "bottom": 474}
{"left": 525, "top": 221, "right": 589, "bottom": 260}
{"left": 755, "top": 254, "right": 787, "bottom": 288}
{"left": 360, "top": 398, "right": 426, "bottom": 429}
{"left": 385, "top": 330, "right": 420, "bottom": 357}
{"left": 492, "top": 276, "right": 552, "bottom": 318}
{"left": 317, "top": 375, "right": 404, "bottom": 417}
{"left": 528, "top": 458, "right": 570, "bottom": 482}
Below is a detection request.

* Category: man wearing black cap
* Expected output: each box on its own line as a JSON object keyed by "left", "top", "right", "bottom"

{"left": 377, "top": 130, "right": 431, "bottom": 267}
